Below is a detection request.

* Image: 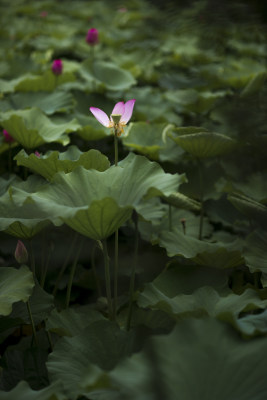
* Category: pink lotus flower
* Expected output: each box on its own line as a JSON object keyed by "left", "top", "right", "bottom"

{"left": 3, "top": 129, "right": 14, "bottom": 143}
{"left": 86, "top": 28, "right": 99, "bottom": 45}
{"left": 51, "top": 59, "right": 63, "bottom": 75}
{"left": 90, "top": 99, "right": 136, "bottom": 136}
{"left": 35, "top": 151, "right": 41, "bottom": 157}
{"left": 15, "top": 240, "right": 28, "bottom": 264}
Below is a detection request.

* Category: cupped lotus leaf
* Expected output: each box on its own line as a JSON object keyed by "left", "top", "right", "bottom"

{"left": 14, "top": 146, "right": 110, "bottom": 181}
{"left": 243, "top": 230, "right": 267, "bottom": 273}
{"left": 47, "top": 320, "right": 134, "bottom": 399}
{"left": 0, "top": 108, "right": 80, "bottom": 148}
{"left": 228, "top": 193, "right": 267, "bottom": 227}
{"left": 138, "top": 285, "right": 267, "bottom": 323}
{"left": 0, "top": 193, "right": 56, "bottom": 239}
{"left": 168, "top": 130, "right": 236, "bottom": 158}
{"left": 0, "top": 380, "right": 66, "bottom": 400}
{"left": 107, "top": 318, "right": 267, "bottom": 400}
{"left": 159, "top": 230, "right": 244, "bottom": 268}
{"left": 6, "top": 90, "right": 75, "bottom": 115}
{"left": 0, "top": 266, "right": 34, "bottom": 316}
{"left": 12, "top": 153, "right": 185, "bottom": 240}
{"left": 46, "top": 307, "right": 105, "bottom": 337}
{"left": 80, "top": 60, "right": 136, "bottom": 91}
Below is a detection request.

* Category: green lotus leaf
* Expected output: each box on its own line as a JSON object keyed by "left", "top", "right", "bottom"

{"left": 159, "top": 230, "right": 244, "bottom": 268}
{"left": 122, "top": 122, "right": 165, "bottom": 161}
{"left": 47, "top": 320, "right": 134, "bottom": 399}
{"left": 0, "top": 193, "right": 55, "bottom": 239}
{"left": 228, "top": 193, "right": 267, "bottom": 227}
{"left": 0, "top": 108, "right": 80, "bottom": 148}
{"left": 0, "top": 380, "right": 66, "bottom": 400}
{"left": 240, "top": 71, "right": 267, "bottom": 98}
{"left": 0, "top": 266, "right": 34, "bottom": 316}
{"left": 0, "top": 175, "right": 20, "bottom": 197}
{"left": 14, "top": 70, "right": 76, "bottom": 92}
{"left": 139, "top": 208, "right": 212, "bottom": 243}
{"left": 107, "top": 318, "right": 267, "bottom": 400}
{"left": 168, "top": 130, "right": 236, "bottom": 158}
{"left": 138, "top": 285, "right": 266, "bottom": 323}
{"left": 11, "top": 153, "right": 185, "bottom": 240}
{"left": 10, "top": 283, "right": 54, "bottom": 325}
{"left": 14, "top": 146, "right": 110, "bottom": 181}
{"left": 75, "top": 114, "right": 110, "bottom": 141}
{"left": 161, "top": 192, "right": 201, "bottom": 211}
{"left": 6, "top": 90, "right": 75, "bottom": 115}
{"left": 235, "top": 310, "right": 267, "bottom": 337}
{"left": 46, "top": 307, "right": 105, "bottom": 337}
{"left": 243, "top": 230, "right": 267, "bottom": 273}
{"left": 80, "top": 60, "right": 136, "bottom": 91}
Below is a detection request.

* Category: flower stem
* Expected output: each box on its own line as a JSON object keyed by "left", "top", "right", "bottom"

{"left": 28, "top": 239, "right": 36, "bottom": 278}
{"left": 102, "top": 239, "right": 113, "bottom": 320}
{"left": 197, "top": 159, "right": 204, "bottom": 241}
{"left": 127, "top": 212, "right": 139, "bottom": 331}
{"left": 91, "top": 241, "right": 102, "bottom": 298}
{"left": 113, "top": 229, "right": 119, "bottom": 321}
{"left": 114, "top": 127, "right": 119, "bottom": 166}
{"left": 53, "top": 232, "right": 78, "bottom": 297}
{"left": 65, "top": 239, "right": 84, "bottom": 309}
{"left": 8, "top": 143, "right": 12, "bottom": 174}
{"left": 26, "top": 300, "right": 38, "bottom": 346}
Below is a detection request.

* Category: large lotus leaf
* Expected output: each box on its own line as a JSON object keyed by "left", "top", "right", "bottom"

{"left": 161, "top": 192, "right": 201, "bottom": 212}
{"left": 168, "top": 130, "right": 236, "bottom": 158}
{"left": 106, "top": 318, "right": 267, "bottom": 400}
{"left": 138, "top": 285, "right": 267, "bottom": 323}
{"left": 0, "top": 266, "right": 34, "bottom": 316}
{"left": 46, "top": 307, "right": 105, "bottom": 337}
{"left": 47, "top": 320, "right": 134, "bottom": 399}
{"left": 122, "top": 122, "right": 166, "bottom": 161}
{"left": 240, "top": 71, "right": 267, "bottom": 98}
{"left": 139, "top": 208, "right": 213, "bottom": 244}
{"left": 5, "top": 90, "right": 75, "bottom": 115}
{"left": 75, "top": 114, "right": 110, "bottom": 141}
{"left": 14, "top": 70, "right": 76, "bottom": 92}
{"left": 235, "top": 310, "right": 267, "bottom": 337}
{"left": 0, "top": 108, "right": 80, "bottom": 148}
{"left": 14, "top": 146, "right": 110, "bottom": 180}
{"left": 79, "top": 60, "right": 136, "bottom": 91}
{"left": 0, "top": 175, "right": 20, "bottom": 197}
{"left": 243, "top": 230, "right": 267, "bottom": 273}
{"left": 10, "top": 283, "right": 54, "bottom": 325}
{"left": 225, "top": 172, "right": 267, "bottom": 203}
{"left": 11, "top": 153, "right": 185, "bottom": 240}
{"left": 0, "top": 193, "right": 55, "bottom": 239}
{"left": 0, "top": 380, "right": 66, "bottom": 400}
{"left": 159, "top": 230, "right": 244, "bottom": 268}
{"left": 228, "top": 193, "right": 267, "bottom": 227}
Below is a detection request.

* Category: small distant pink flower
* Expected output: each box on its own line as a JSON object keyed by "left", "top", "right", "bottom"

{"left": 86, "top": 28, "right": 99, "bottom": 46}
{"left": 15, "top": 240, "right": 28, "bottom": 264}
{"left": 51, "top": 59, "right": 63, "bottom": 75}
{"left": 40, "top": 11, "right": 48, "bottom": 18}
{"left": 90, "top": 99, "right": 136, "bottom": 136}
{"left": 3, "top": 129, "right": 14, "bottom": 143}
{"left": 35, "top": 151, "right": 41, "bottom": 157}
{"left": 118, "top": 7, "right": 128, "bottom": 13}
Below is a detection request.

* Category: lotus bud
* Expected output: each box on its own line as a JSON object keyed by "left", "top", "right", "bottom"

{"left": 180, "top": 218, "right": 186, "bottom": 235}
{"left": 35, "top": 151, "right": 41, "bottom": 157}
{"left": 86, "top": 28, "right": 98, "bottom": 45}
{"left": 3, "top": 129, "right": 14, "bottom": 143}
{"left": 15, "top": 240, "right": 28, "bottom": 264}
{"left": 51, "top": 59, "right": 63, "bottom": 75}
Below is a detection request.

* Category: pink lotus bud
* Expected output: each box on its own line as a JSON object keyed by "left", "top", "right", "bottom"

{"left": 86, "top": 28, "right": 99, "bottom": 46}
{"left": 3, "top": 129, "right": 14, "bottom": 143}
{"left": 51, "top": 59, "right": 63, "bottom": 76}
{"left": 35, "top": 151, "right": 41, "bottom": 157}
{"left": 15, "top": 240, "right": 28, "bottom": 264}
